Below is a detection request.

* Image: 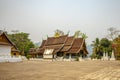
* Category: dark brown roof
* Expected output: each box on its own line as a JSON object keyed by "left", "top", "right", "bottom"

{"left": 66, "top": 38, "right": 84, "bottom": 53}
{"left": 60, "top": 36, "right": 74, "bottom": 52}
{"left": 64, "top": 36, "right": 74, "bottom": 46}
{"left": 39, "top": 35, "right": 68, "bottom": 54}
{"left": 30, "top": 35, "right": 88, "bottom": 55}
{"left": 39, "top": 48, "right": 45, "bottom": 54}
{"left": 45, "top": 35, "right": 68, "bottom": 46}
{"left": 37, "top": 40, "right": 46, "bottom": 54}
{"left": 39, "top": 40, "right": 46, "bottom": 48}
{"left": 60, "top": 46, "right": 71, "bottom": 52}
{"left": 44, "top": 44, "right": 64, "bottom": 54}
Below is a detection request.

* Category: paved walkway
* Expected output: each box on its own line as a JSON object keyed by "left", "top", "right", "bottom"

{"left": 79, "top": 67, "right": 120, "bottom": 80}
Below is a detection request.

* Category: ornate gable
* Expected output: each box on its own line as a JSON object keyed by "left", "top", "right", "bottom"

{"left": 0, "top": 32, "right": 13, "bottom": 46}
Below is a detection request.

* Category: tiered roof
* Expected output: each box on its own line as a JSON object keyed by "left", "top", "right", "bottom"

{"left": 29, "top": 35, "right": 88, "bottom": 55}
{"left": 61, "top": 36, "right": 74, "bottom": 52}
{"left": 66, "top": 38, "right": 83, "bottom": 53}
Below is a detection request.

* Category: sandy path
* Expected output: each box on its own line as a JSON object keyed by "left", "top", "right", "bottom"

{"left": 0, "top": 60, "right": 120, "bottom": 80}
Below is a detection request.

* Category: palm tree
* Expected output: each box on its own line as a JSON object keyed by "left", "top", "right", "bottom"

{"left": 91, "top": 38, "right": 102, "bottom": 59}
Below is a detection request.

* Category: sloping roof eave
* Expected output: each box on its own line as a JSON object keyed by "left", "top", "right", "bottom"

{"left": 0, "top": 32, "right": 14, "bottom": 46}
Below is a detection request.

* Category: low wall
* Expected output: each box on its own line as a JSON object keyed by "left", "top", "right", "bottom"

{"left": 0, "top": 56, "right": 22, "bottom": 62}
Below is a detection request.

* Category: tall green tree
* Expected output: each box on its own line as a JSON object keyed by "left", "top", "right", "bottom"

{"left": 100, "top": 38, "right": 111, "bottom": 53}
{"left": 8, "top": 32, "right": 34, "bottom": 56}
{"left": 91, "top": 37, "right": 112, "bottom": 59}
{"left": 91, "top": 38, "right": 102, "bottom": 59}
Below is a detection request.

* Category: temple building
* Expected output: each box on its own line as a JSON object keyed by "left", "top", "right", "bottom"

{"left": 0, "top": 31, "right": 22, "bottom": 62}
{"left": 11, "top": 45, "right": 20, "bottom": 57}
{"left": 29, "top": 35, "right": 88, "bottom": 61}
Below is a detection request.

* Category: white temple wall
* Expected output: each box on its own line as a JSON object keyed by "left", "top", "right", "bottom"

{"left": 43, "top": 54, "right": 53, "bottom": 59}
{"left": 0, "top": 45, "right": 11, "bottom": 58}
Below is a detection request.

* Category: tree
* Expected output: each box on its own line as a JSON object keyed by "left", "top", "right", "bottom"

{"left": 74, "top": 30, "right": 88, "bottom": 39}
{"left": 100, "top": 38, "right": 112, "bottom": 56}
{"left": 91, "top": 38, "right": 103, "bottom": 59}
{"left": 112, "top": 36, "right": 120, "bottom": 59}
{"left": 8, "top": 32, "right": 34, "bottom": 56}
{"left": 54, "top": 29, "right": 64, "bottom": 37}
{"left": 107, "top": 27, "right": 120, "bottom": 59}
{"left": 100, "top": 38, "right": 110, "bottom": 47}
{"left": 91, "top": 37, "right": 112, "bottom": 59}
{"left": 107, "top": 27, "right": 120, "bottom": 40}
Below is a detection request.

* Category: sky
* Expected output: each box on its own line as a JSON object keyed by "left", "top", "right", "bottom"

{"left": 0, "top": 0, "right": 120, "bottom": 45}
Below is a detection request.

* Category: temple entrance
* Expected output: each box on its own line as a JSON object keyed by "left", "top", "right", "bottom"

{"left": 64, "top": 53, "right": 69, "bottom": 59}
{"left": 13, "top": 53, "right": 16, "bottom": 56}
{"left": 57, "top": 52, "right": 63, "bottom": 57}
{"left": 63, "top": 53, "right": 77, "bottom": 61}
{"left": 56, "top": 52, "right": 64, "bottom": 61}
{"left": 71, "top": 54, "right": 76, "bottom": 58}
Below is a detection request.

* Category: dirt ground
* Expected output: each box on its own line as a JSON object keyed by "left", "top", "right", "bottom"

{"left": 0, "top": 60, "right": 120, "bottom": 80}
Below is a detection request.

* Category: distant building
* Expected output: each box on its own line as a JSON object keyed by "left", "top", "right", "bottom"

{"left": 0, "top": 31, "right": 22, "bottom": 62}
{"left": 29, "top": 35, "right": 88, "bottom": 61}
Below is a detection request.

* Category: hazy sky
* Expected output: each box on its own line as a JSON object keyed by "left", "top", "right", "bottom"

{"left": 0, "top": 0, "right": 120, "bottom": 44}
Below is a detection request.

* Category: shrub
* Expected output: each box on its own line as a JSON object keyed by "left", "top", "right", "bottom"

{"left": 26, "top": 55, "right": 31, "bottom": 60}
{"left": 76, "top": 56, "right": 79, "bottom": 61}
{"left": 90, "top": 53, "right": 97, "bottom": 59}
